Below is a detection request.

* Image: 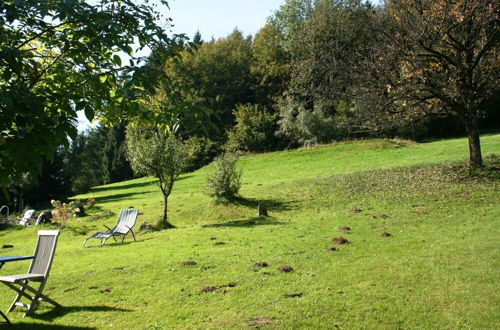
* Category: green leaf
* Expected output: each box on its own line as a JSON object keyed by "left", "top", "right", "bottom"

{"left": 99, "top": 75, "right": 107, "bottom": 83}
{"left": 113, "top": 55, "right": 122, "bottom": 66}
{"left": 84, "top": 105, "right": 95, "bottom": 121}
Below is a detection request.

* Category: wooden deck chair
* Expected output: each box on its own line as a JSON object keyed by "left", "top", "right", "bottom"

{"left": 83, "top": 209, "right": 138, "bottom": 247}
{"left": 0, "top": 230, "right": 61, "bottom": 317}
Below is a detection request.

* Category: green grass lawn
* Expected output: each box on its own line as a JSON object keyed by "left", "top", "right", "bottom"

{"left": 1, "top": 134, "right": 499, "bottom": 329}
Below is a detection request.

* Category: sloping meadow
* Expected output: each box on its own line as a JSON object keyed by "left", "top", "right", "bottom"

{"left": 0, "top": 135, "right": 499, "bottom": 328}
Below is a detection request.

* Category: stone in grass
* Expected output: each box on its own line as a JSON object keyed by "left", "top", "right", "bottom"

{"left": 201, "top": 286, "right": 217, "bottom": 293}
{"left": 182, "top": 260, "right": 197, "bottom": 266}
{"left": 257, "top": 204, "right": 268, "bottom": 217}
{"left": 278, "top": 266, "right": 293, "bottom": 272}
{"left": 214, "top": 241, "right": 226, "bottom": 246}
{"left": 254, "top": 262, "right": 268, "bottom": 268}
{"left": 380, "top": 232, "right": 392, "bottom": 237}
{"left": 327, "top": 247, "right": 338, "bottom": 252}
{"left": 332, "top": 237, "right": 349, "bottom": 244}
{"left": 338, "top": 226, "right": 351, "bottom": 231}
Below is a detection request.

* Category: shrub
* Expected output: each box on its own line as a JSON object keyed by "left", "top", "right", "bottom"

{"left": 205, "top": 153, "right": 242, "bottom": 201}
{"left": 226, "top": 104, "right": 279, "bottom": 152}
{"left": 50, "top": 200, "right": 80, "bottom": 228}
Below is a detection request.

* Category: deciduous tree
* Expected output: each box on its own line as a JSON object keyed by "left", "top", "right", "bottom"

{"left": 0, "top": 0, "right": 179, "bottom": 193}
{"left": 125, "top": 126, "right": 188, "bottom": 228}
{"left": 382, "top": 0, "right": 499, "bottom": 167}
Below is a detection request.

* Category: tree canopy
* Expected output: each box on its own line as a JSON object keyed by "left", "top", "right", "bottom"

{"left": 0, "top": 0, "right": 179, "bottom": 192}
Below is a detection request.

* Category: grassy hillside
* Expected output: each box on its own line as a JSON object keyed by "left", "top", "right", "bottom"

{"left": 0, "top": 134, "right": 499, "bottom": 329}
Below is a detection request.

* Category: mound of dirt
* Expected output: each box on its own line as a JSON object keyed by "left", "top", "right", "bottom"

{"left": 332, "top": 237, "right": 349, "bottom": 244}
{"left": 380, "top": 232, "right": 391, "bottom": 237}
{"left": 350, "top": 208, "right": 362, "bottom": 213}
{"left": 327, "top": 247, "right": 338, "bottom": 251}
{"left": 214, "top": 241, "right": 225, "bottom": 246}
{"left": 182, "top": 261, "right": 197, "bottom": 266}
{"left": 278, "top": 266, "right": 294, "bottom": 272}
{"left": 254, "top": 262, "right": 268, "bottom": 268}
{"left": 338, "top": 226, "right": 351, "bottom": 231}
{"left": 201, "top": 286, "right": 217, "bottom": 293}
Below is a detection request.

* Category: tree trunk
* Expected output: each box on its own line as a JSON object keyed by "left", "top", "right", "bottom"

{"left": 160, "top": 189, "right": 175, "bottom": 229}
{"left": 464, "top": 115, "right": 483, "bottom": 168}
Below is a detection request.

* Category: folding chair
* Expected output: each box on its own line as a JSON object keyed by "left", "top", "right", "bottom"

{"left": 83, "top": 209, "right": 138, "bottom": 247}
{"left": 0, "top": 230, "right": 61, "bottom": 317}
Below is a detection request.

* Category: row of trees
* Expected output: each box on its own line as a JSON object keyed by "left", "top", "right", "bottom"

{"left": 150, "top": 0, "right": 498, "bottom": 164}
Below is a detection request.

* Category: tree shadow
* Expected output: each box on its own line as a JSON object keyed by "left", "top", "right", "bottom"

{"left": 226, "top": 196, "right": 294, "bottom": 213}
{"left": 202, "top": 216, "right": 287, "bottom": 228}
{"left": 92, "top": 192, "right": 150, "bottom": 204}
{"left": 89, "top": 175, "right": 193, "bottom": 194}
{"left": 90, "top": 181, "right": 154, "bottom": 193}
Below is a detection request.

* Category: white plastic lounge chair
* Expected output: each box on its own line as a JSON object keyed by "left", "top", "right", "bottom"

{"left": 83, "top": 209, "right": 138, "bottom": 247}
{"left": 18, "top": 209, "right": 35, "bottom": 226}
{"left": 0, "top": 230, "right": 61, "bottom": 317}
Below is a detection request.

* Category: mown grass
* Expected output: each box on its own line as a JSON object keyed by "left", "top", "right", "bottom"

{"left": 0, "top": 134, "right": 499, "bottom": 329}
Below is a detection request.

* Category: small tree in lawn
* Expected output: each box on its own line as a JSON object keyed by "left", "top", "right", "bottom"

{"left": 126, "top": 125, "right": 188, "bottom": 228}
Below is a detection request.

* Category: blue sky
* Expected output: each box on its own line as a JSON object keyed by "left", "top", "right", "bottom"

{"left": 167, "top": 0, "right": 285, "bottom": 40}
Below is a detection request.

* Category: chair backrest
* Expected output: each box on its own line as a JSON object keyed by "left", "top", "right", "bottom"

{"left": 28, "top": 230, "right": 60, "bottom": 277}
{"left": 22, "top": 209, "right": 35, "bottom": 220}
{"left": 111, "top": 209, "right": 138, "bottom": 235}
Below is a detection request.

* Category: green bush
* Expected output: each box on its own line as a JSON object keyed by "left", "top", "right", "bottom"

{"left": 204, "top": 153, "right": 242, "bottom": 201}
{"left": 226, "top": 103, "right": 278, "bottom": 152}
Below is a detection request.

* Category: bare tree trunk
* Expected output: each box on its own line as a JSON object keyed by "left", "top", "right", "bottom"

{"left": 464, "top": 115, "right": 483, "bottom": 168}
{"left": 162, "top": 195, "right": 168, "bottom": 225}
{"left": 160, "top": 186, "right": 175, "bottom": 229}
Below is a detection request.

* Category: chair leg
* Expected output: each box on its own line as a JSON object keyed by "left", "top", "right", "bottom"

{"left": 24, "top": 282, "right": 46, "bottom": 316}
{"left": 0, "top": 310, "right": 10, "bottom": 324}
{"left": 130, "top": 229, "right": 136, "bottom": 242}
{"left": 7, "top": 280, "right": 26, "bottom": 312}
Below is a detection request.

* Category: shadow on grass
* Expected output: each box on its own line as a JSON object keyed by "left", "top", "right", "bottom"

{"left": 92, "top": 192, "right": 149, "bottom": 204}
{"left": 2, "top": 324, "right": 96, "bottom": 329}
{"left": 227, "top": 196, "right": 294, "bottom": 213}
{"left": 89, "top": 175, "right": 193, "bottom": 194}
{"left": 90, "top": 181, "right": 154, "bottom": 193}
{"left": 33, "top": 305, "right": 131, "bottom": 322}
{"left": 202, "top": 216, "right": 287, "bottom": 228}
{"left": 1, "top": 305, "right": 130, "bottom": 328}
{"left": 83, "top": 237, "right": 154, "bottom": 248}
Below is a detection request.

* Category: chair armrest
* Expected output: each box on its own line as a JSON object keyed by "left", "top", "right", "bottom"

{"left": 103, "top": 225, "right": 112, "bottom": 232}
